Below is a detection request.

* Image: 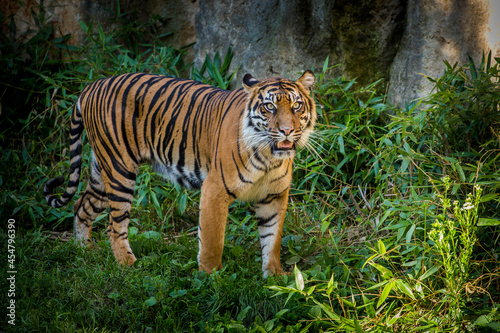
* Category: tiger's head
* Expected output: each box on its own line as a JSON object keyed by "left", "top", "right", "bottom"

{"left": 242, "top": 70, "right": 316, "bottom": 159}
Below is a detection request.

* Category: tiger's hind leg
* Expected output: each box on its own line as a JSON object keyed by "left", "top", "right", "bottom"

{"left": 102, "top": 166, "right": 138, "bottom": 266}
{"left": 73, "top": 152, "right": 108, "bottom": 245}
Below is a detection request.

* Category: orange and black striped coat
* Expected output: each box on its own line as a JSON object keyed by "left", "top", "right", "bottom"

{"left": 45, "top": 71, "right": 316, "bottom": 277}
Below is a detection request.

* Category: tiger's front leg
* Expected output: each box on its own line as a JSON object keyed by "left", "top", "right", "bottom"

{"left": 255, "top": 188, "right": 290, "bottom": 278}
{"left": 197, "top": 176, "right": 233, "bottom": 273}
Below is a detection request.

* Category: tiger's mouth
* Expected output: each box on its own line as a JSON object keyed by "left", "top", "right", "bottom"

{"left": 272, "top": 140, "right": 295, "bottom": 152}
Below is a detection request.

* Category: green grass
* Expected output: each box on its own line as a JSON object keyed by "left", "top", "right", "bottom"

{"left": 1, "top": 226, "right": 321, "bottom": 332}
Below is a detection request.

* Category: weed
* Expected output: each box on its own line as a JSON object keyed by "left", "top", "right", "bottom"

{"left": 429, "top": 176, "right": 482, "bottom": 322}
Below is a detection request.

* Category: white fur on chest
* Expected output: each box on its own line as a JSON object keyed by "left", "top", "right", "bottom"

{"left": 236, "top": 161, "right": 291, "bottom": 203}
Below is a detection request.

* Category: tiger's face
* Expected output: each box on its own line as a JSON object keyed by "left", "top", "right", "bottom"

{"left": 242, "top": 71, "right": 316, "bottom": 159}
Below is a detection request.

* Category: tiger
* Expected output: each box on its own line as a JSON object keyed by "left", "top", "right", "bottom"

{"left": 44, "top": 70, "right": 316, "bottom": 277}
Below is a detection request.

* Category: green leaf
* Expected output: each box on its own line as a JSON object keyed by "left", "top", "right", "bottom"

{"left": 312, "top": 300, "right": 341, "bottom": 321}
{"left": 370, "top": 262, "right": 394, "bottom": 280}
{"left": 177, "top": 192, "right": 187, "bottom": 215}
{"left": 363, "top": 295, "right": 375, "bottom": 318}
{"left": 406, "top": 224, "right": 416, "bottom": 244}
{"left": 377, "top": 280, "right": 394, "bottom": 308}
{"left": 456, "top": 163, "right": 466, "bottom": 182}
{"left": 108, "top": 292, "right": 120, "bottom": 300}
{"left": 310, "top": 305, "right": 322, "bottom": 318}
{"left": 326, "top": 274, "right": 336, "bottom": 295}
{"left": 320, "top": 219, "right": 330, "bottom": 233}
{"left": 488, "top": 322, "right": 500, "bottom": 330}
{"left": 140, "top": 230, "right": 162, "bottom": 240}
{"left": 79, "top": 21, "right": 88, "bottom": 32}
{"left": 366, "top": 280, "right": 390, "bottom": 292}
{"left": 474, "top": 314, "right": 491, "bottom": 326}
{"left": 379, "top": 210, "right": 393, "bottom": 225}
{"left": 143, "top": 296, "right": 157, "bottom": 308}
{"left": 294, "top": 265, "right": 304, "bottom": 291}
{"left": 322, "top": 56, "right": 330, "bottom": 73}
{"left": 478, "top": 218, "right": 500, "bottom": 226}
{"left": 169, "top": 289, "right": 187, "bottom": 298}
{"left": 129, "top": 226, "right": 138, "bottom": 238}
{"left": 400, "top": 157, "right": 410, "bottom": 173}
{"left": 268, "top": 285, "right": 298, "bottom": 294}
{"left": 151, "top": 192, "right": 163, "bottom": 219}
{"left": 480, "top": 193, "right": 499, "bottom": 203}
{"left": 340, "top": 297, "right": 355, "bottom": 308}
{"left": 387, "top": 310, "right": 400, "bottom": 326}
{"left": 306, "top": 285, "right": 316, "bottom": 295}
{"left": 353, "top": 317, "right": 363, "bottom": 333}
{"left": 275, "top": 309, "right": 289, "bottom": 318}
{"left": 261, "top": 320, "right": 275, "bottom": 332}
{"left": 362, "top": 253, "right": 379, "bottom": 270}
{"left": 395, "top": 279, "right": 416, "bottom": 300}
{"left": 286, "top": 255, "right": 300, "bottom": 265}
{"left": 419, "top": 265, "right": 439, "bottom": 281}
{"left": 338, "top": 135, "right": 345, "bottom": 155}
{"left": 377, "top": 239, "right": 386, "bottom": 254}
{"left": 237, "top": 306, "right": 251, "bottom": 321}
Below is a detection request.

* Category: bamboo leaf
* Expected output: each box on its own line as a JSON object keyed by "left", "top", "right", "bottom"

{"left": 323, "top": 56, "right": 329, "bottom": 73}
{"left": 419, "top": 265, "right": 439, "bottom": 281}
{"left": 370, "top": 263, "right": 394, "bottom": 280}
{"left": 478, "top": 218, "right": 500, "bottom": 226}
{"left": 395, "top": 279, "right": 416, "bottom": 300}
{"left": 294, "top": 265, "right": 304, "bottom": 291}
{"left": 378, "top": 239, "right": 386, "bottom": 254}
{"left": 377, "top": 280, "right": 394, "bottom": 308}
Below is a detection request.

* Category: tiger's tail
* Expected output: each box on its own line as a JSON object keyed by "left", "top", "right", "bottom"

{"left": 44, "top": 100, "right": 84, "bottom": 208}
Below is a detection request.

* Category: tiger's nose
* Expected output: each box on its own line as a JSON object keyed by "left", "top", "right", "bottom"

{"left": 279, "top": 126, "right": 293, "bottom": 136}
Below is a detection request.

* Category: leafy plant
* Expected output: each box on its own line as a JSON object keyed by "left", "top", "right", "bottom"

{"left": 190, "top": 47, "right": 239, "bottom": 89}
{"left": 429, "top": 176, "right": 482, "bottom": 321}
{"left": 269, "top": 186, "right": 488, "bottom": 332}
{"left": 422, "top": 51, "right": 500, "bottom": 155}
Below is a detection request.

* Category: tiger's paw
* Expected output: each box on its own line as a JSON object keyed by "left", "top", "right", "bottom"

{"left": 74, "top": 236, "right": 92, "bottom": 248}
{"left": 198, "top": 261, "right": 223, "bottom": 274}
{"left": 87, "top": 242, "right": 101, "bottom": 250}
{"left": 116, "top": 252, "right": 137, "bottom": 266}
{"left": 263, "top": 263, "right": 284, "bottom": 278}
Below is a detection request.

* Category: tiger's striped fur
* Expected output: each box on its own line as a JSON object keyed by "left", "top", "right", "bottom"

{"left": 44, "top": 71, "right": 316, "bottom": 277}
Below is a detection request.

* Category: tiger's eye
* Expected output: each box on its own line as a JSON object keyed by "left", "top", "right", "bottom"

{"left": 264, "top": 103, "right": 275, "bottom": 112}
{"left": 292, "top": 102, "right": 302, "bottom": 110}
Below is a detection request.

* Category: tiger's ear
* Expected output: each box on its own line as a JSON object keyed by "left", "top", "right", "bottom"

{"left": 243, "top": 73, "right": 259, "bottom": 92}
{"left": 297, "top": 70, "right": 315, "bottom": 92}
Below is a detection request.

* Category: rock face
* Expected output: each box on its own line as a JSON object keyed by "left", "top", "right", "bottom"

{"left": 194, "top": 0, "right": 336, "bottom": 85}
{"left": 388, "top": 0, "right": 492, "bottom": 105}
{"left": 3, "top": 0, "right": 499, "bottom": 105}
{"left": 194, "top": 0, "right": 406, "bottom": 89}
{"left": 329, "top": 0, "right": 407, "bottom": 89}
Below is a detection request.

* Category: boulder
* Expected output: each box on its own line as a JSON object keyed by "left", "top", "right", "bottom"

{"left": 388, "top": 0, "right": 493, "bottom": 106}
{"left": 194, "top": 0, "right": 338, "bottom": 85}
{"left": 194, "top": 0, "right": 406, "bottom": 89}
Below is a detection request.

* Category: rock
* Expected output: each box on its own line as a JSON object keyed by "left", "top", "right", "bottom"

{"left": 194, "top": 0, "right": 338, "bottom": 86}
{"left": 194, "top": 0, "right": 407, "bottom": 89}
{"left": 330, "top": 0, "right": 407, "bottom": 89}
{"left": 131, "top": 0, "right": 198, "bottom": 62}
{"left": 388, "top": 0, "right": 493, "bottom": 106}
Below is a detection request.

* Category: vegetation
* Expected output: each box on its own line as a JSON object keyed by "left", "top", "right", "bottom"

{"left": 1, "top": 3, "right": 499, "bottom": 332}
